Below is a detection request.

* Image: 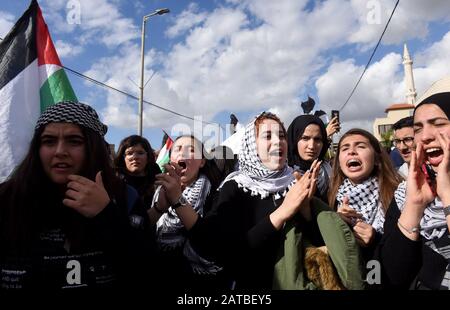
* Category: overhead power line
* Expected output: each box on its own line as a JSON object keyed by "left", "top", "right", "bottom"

{"left": 338, "top": 0, "right": 400, "bottom": 112}
{"left": 0, "top": 35, "right": 218, "bottom": 127}
{"left": 62, "top": 66, "right": 217, "bottom": 126}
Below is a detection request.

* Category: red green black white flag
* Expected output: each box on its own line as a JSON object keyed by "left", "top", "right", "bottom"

{"left": 0, "top": 0, "right": 77, "bottom": 181}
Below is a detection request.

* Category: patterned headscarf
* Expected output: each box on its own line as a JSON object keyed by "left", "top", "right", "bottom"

{"left": 220, "top": 112, "right": 295, "bottom": 199}
{"left": 35, "top": 101, "right": 107, "bottom": 137}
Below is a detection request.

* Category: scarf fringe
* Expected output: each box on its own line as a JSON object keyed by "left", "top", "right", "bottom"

{"left": 234, "top": 178, "right": 296, "bottom": 200}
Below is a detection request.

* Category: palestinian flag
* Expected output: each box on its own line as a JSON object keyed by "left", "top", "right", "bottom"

{"left": 156, "top": 131, "right": 173, "bottom": 172}
{"left": 0, "top": 0, "right": 77, "bottom": 181}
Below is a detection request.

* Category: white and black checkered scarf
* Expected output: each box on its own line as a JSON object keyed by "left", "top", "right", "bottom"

{"left": 219, "top": 114, "right": 295, "bottom": 199}
{"left": 394, "top": 181, "right": 448, "bottom": 240}
{"left": 155, "top": 174, "right": 210, "bottom": 248}
{"left": 395, "top": 181, "right": 450, "bottom": 289}
{"left": 336, "top": 177, "right": 385, "bottom": 233}
{"left": 154, "top": 174, "right": 222, "bottom": 274}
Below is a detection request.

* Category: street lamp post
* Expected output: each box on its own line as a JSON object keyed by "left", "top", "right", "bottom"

{"left": 138, "top": 8, "right": 170, "bottom": 136}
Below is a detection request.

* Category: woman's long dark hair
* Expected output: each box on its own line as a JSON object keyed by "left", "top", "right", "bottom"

{"left": 114, "top": 135, "right": 159, "bottom": 178}
{"left": 0, "top": 125, "right": 123, "bottom": 255}
{"left": 327, "top": 128, "right": 402, "bottom": 212}
{"left": 114, "top": 135, "right": 160, "bottom": 206}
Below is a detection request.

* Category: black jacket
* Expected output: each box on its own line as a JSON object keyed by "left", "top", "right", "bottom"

{"left": 376, "top": 200, "right": 449, "bottom": 289}
{"left": 0, "top": 186, "right": 156, "bottom": 289}
{"left": 188, "top": 180, "right": 321, "bottom": 289}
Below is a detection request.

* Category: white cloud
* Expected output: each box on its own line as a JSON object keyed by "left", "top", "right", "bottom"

{"left": 166, "top": 3, "right": 207, "bottom": 39}
{"left": 79, "top": 0, "right": 450, "bottom": 141}
{"left": 159, "top": 0, "right": 356, "bottom": 120}
{"left": 349, "top": 0, "right": 450, "bottom": 46}
{"left": 315, "top": 28, "right": 450, "bottom": 136}
{"left": 412, "top": 31, "right": 450, "bottom": 98}
{"left": 316, "top": 53, "right": 404, "bottom": 125}
{"left": 42, "top": 0, "right": 139, "bottom": 47}
{"left": 54, "top": 40, "right": 83, "bottom": 58}
{"left": 0, "top": 11, "right": 15, "bottom": 38}
{"left": 82, "top": 43, "right": 186, "bottom": 129}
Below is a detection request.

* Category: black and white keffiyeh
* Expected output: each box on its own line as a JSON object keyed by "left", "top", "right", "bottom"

{"left": 394, "top": 181, "right": 448, "bottom": 240}
{"left": 155, "top": 174, "right": 210, "bottom": 248}
{"left": 35, "top": 101, "right": 107, "bottom": 137}
{"left": 154, "top": 174, "right": 221, "bottom": 274}
{"left": 219, "top": 114, "right": 295, "bottom": 199}
{"left": 394, "top": 181, "right": 450, "bottom": 290}
{"left": 336, "top": 177, "right": 385, "bottom": 233}
{"left": 395, "top": 181, "right": 450, "bottom": 289}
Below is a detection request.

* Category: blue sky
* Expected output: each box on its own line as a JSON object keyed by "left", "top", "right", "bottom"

{"left": 1, "top": 0, "right": 450, "bottom": 151}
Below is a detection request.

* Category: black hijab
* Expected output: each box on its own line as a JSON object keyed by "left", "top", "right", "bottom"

{"left": 414, "top": 92, "right": 450, "bottom": 119}
{"left": 287, "top": 115, "right": 329, "bottom": 172}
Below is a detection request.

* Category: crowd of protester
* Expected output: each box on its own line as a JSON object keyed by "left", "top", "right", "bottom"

{"left": 1, "top": 78, "right": 450, "bottom": 291}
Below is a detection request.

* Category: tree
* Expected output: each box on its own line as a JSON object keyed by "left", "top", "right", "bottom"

{"left": 380, "top": 129, "right": 393, "bottom": 150}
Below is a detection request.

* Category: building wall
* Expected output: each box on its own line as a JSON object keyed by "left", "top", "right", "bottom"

{"left": 373, "top": 108, "right": 413, "bottom": 141}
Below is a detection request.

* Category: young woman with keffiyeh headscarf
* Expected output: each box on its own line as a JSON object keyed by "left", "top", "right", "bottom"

{"left": 378, "top": 85, "right": 450, "bottom": 290}
{"left": 328, "top": 129, "right": 402, "bottom": 266}
{"left": 287, "top": 115, "right": 332, "bottom": 203}
{"left": 155, "top": 112, "right": 331, "bottom": 289}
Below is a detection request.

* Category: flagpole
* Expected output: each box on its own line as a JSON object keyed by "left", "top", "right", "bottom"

{"left": 138, "top": 8, "right": 170, "bottom": 136}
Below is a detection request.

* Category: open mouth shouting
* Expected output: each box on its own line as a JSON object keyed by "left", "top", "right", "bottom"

{"left": 425, "top": 147, "right": 443, "bottom": 166}
{"left": 177, "top": 160, "right": 187, "bottom": 175}
{"left": 269, "top": 149, "right": 284, "bottom": 158}
{"left": 346, "top": 158, "right": 362, "bottom": 172}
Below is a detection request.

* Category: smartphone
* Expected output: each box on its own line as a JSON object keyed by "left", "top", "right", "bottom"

{"left": 423, "top": 164, "right": 436, "bottom": 183}
{"left": 331, "top": 110, "right": 340, "bottom": 132}
{"left": 331, "top": 110, "right": 340, "bottom": 123}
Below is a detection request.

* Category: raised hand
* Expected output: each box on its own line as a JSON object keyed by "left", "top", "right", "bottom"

{"left": 337, "top": 196, "right": 363, "bottom": 225}
{"left": 436, "top": 132, "right": 450, "bottom": 204}
{"left": 405, "top": 142, "right": 435, "bottom": 209}
{"left": 270, "top": 169, "right": 311, "bottom": 227}
{"left": 353, "top": 220, "right": 375, "bottom": 247}
{"left": 63, "top": 171, "right": 110, "bottom": 218}
{"left": 326, "top": 116, "right": 340, "bottom": 137}
{"left": 307, "top": 159, "right": 321, "bottom": 199}
{"left": 155, "top": 163, "right": 183, "bottom": 205}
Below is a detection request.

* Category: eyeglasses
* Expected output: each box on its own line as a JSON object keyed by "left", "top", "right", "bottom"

{"left": 125, "top": 150, "right": 147, "bottom": 157}
{"left": 392, "top": 137, "right": 414, "bottom": 147}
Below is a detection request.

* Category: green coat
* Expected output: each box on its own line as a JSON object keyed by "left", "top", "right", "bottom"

{"left": 273, "top": 197, "right": 365, "bottom": 290}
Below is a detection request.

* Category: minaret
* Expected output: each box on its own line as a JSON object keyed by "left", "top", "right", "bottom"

{"left": 403, "top": 44, "right": 417, "bottom": 105}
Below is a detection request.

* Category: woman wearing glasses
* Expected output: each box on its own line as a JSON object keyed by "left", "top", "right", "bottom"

{"left": 115, "top": 135, "right": 161, "bottom": 209}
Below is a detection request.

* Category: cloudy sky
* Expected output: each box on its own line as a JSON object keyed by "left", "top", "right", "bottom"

{"left": 2, "top": 0, "right": 450, "bottom": 150}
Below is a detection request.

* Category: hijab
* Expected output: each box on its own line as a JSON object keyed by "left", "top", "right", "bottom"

{"left": 287, "top": 115, "right": 329, "bottom": 172}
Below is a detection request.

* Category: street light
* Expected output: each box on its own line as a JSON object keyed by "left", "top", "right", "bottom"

{"left": 138, "top": 8, "right": 170, "bottom": 136}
